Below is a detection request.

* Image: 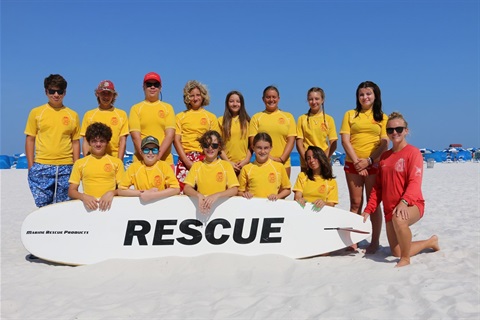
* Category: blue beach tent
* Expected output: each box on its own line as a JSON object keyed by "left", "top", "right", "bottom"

{"left": 0, "top": 155, "right": 11, "bottom": 169}
{"left": 16, "top": 156, "right": 28, "bottom": 169}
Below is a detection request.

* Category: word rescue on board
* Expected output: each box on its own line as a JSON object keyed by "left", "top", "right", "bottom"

{"left": 124, "top": 217, "right": 285, "bottom": 246}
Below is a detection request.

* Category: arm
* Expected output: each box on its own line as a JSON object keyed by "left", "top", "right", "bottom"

{"left": 174, "top": 134, "right": 193, "bottom": 170}
{"left": 25, "top": 135, "right": 35, "bottom": 169}
{"left": 139, "top": 187, "right": 180, "bottom": 203}
{"left": 326, "top": 139, "right": 338, "bottom": 159}
{"left": 277, "top": 136, "right": 296, "bottom": 164}
{"left": 82, "top": 138, "right": 90, "bottom": 157}
{"left": 294, "top": 191, "right": 306, "bottom": 207}
{"left": 117, "top": 188, "right": 143, "bottom": 197}
{"left": 117, "top": 135, "right": 127, "bottom": 160}
{"left": 98, "top": 190, "right": 118, "bottom": 211}
{"left": 158, "top": 128, "right": 174, "bottom": 160}
{"left": 130, "top": 131, "right": 143, "bottom": 157}
{"left": 72, "top": 140, "right": 80, "bottom": 163}
{"left": 68, "top": 183, "right": 99, "bottom": 211}
{"left": 369, "top": 138, "right": 389, "bottom": 163}
{"left": 202, "top": 187, "right": 238, "bottom": 213}
{"left": 268, "top": 187, "right": 291, "bottom": 201}
{"left": 296, "top": 138, "right": 306, "bottom": 166}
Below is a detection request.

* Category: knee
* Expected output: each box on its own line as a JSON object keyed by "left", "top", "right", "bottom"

{"left": 392, "top": 215, "right": 409, "bottom": 230}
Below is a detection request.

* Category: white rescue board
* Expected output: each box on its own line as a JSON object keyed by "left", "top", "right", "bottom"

{"left": 21, "top": 196, "right": 371, "bottom": 265}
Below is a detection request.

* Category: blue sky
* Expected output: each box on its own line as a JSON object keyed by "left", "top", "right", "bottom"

{"left": 1, "top": 0, "right": 479, "bottom": 156}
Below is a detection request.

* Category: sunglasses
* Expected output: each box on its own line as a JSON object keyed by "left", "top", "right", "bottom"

{"left": 202, "top": 143, "right": 219, "bottom": 149}
{"left": 47, "top": 89, "right": 65, "bottom": 95}
{"left": 144, "top": 82, "right": 161, "bottom": 88}
{"left": 386, "top": 127, "right": 406, "bottom": 134}
{"left": 142, "top": 147, "right": 159, "bottom": 154}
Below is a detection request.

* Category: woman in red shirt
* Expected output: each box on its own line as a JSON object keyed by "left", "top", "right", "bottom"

{"left": 362, "top": 112, "right": 439, "bottom": 267}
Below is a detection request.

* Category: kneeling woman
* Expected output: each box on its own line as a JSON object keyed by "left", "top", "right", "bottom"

{"left": 293, "top": 146, "right": 338, "bottom": 210}
{"left": 183, "top": 130, "right": 239, "bottom": 214}
{"left": 362, "top": 112, "right": 439, "bottom": 267}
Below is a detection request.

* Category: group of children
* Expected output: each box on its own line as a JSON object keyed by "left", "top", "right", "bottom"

{"left": 25, "top": 73, "right": 438, "bottom": 266}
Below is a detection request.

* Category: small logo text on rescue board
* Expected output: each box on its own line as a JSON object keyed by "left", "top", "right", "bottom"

{"left": 26, "top": 230, "right": 89, "bottom": 235}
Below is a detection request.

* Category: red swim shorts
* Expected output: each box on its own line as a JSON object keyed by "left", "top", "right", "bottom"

{"left": 344, "top": 161, "right": 379, "bottom": 175}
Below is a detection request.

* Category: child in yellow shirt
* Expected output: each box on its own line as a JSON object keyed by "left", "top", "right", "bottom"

{"left": 238, "top": 132, "right": 291, "bottom": 201}
{"left": 68, "top": 122, "right": 124, "bottom": 211}
{"left": 118, "top": 136, "right": 180, "bottom": 202}
{"left": 183, "top": 130, "right": 239, "bottom": 214}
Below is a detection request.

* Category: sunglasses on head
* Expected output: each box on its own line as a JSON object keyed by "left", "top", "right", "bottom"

{"left": 145, "top": 82, "right": 161, "bottom": 88}
{"left": 47, "top": 89, "right": 65, "bottom": 95}
{"left": 202, "top": 142, "right": 219, "bottom": 149}
{"left": 386, "top": 126, "right": 406, "bottom": 134}
{"left": 142, "top": 147, "right": 159, "bottom": 154}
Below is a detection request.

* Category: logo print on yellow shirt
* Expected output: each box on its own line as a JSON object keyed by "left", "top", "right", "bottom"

{"left": 104, "top": 164, "right": 112, "bottom": 172}
{"left": 111, "top": 117, "right": 118, "bottom": 126}
{"left": 62, "top": 116, "right": 70, "bottom": 125}
{"left": 278, "top": 118, "right": 285, "bottom": 125}
{"left": 154, "top": 175, "right": 162, "bottom": 187}
{"left": 216, "top": 172, "right": 224, "bottom": 182}
{"left": 158, "top": 110, "right": 165, "bottom": 118}
{"left": 200, "top": 118, "right": 207, "bottom": 125}
{"left": 268, "top": 173, "right": 276, "bottom": 183}
{"left": 318, "top": 185, "right": 326, "bottom": 194}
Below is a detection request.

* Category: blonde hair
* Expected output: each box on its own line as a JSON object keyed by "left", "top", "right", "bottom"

{"left": 388, "top": 111, "right": 408, "bottom": 128}
{"left": 183, "top": 80, "right": 210, "bottom": 109}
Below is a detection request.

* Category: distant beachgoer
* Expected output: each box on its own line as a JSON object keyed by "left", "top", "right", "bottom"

{"left": 362, "top": 112, "right": 439, "bottom": 267}
{"left": 174, "top": 80, "right": 220, "bottom": 191}
{"left": 129, "top": 72, "right": 176, "bottom": 166}
{"left": 249, "top": 86, "right": 296, "bottom": 178}
{"left": 24, "top": 74, "right": 81, "bottom": 207}
{"left": 218, "top": 90, "right": 252, "bottom": 175}
{"left": 68, "top": 123, "right": 124, "bottom": 211}
{"left": 296, "top": 87, "right": 338, "bottom": 171}
{"left": 80, "top": 80, "right": 129, "bottom": 159}
{"left": 118, "top": 136, "right": 180, "bottom": 202}
{"left": 183, "top": 130, "right": 239, "bottom": 214}
{"left": 294, "top": 146, "right": 338, "bottom": 209}
{"left": 238, "top": 132, "right": 291, "bottom": 201}
{"left": 340, "top": 81, "right": 388, "bottom": 253}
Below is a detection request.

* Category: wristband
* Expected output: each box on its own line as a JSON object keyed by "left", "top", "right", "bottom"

{"left": 368, "top": 157, "right": 373, "bottom": 165}
{"left": 400, "top": 199, "right": 409, "bottom": 206}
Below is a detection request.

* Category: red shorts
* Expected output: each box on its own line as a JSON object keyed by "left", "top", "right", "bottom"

{"left": 175, "top": 151, "right": 205, "bottom": 192}
{"left": 384, "top": 201, "right": 425, "bottom": 222}
{"left": 344, "top": 161, "right": 379, "bottom": 175}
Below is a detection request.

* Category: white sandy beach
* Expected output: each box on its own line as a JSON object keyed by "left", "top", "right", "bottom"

{"left": 1, "top": 163, "right": 479, "bottom": 319}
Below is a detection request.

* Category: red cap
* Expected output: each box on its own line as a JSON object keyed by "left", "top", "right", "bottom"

{"left": 143, "top": 72, "right": 161, "bottom": 84}
{"left": 96, "top": 80, "right": 116, "bottom": 93}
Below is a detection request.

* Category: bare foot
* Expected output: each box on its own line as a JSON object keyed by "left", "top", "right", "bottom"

{"left": 395, "top": 258, "right": 410, "bottom": 267}
{"left": 365, "top": 241, "right": 379, "bottom": 254}
{"left": 429, "top": 235, "right": 440, "bottom": 252}
{"left": 346, "top": 243, "right": 358, "bottom": 252}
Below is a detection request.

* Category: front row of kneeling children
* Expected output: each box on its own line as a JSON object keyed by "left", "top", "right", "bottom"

{"left": 69, "top": 122, "right": 338, "bottom": 213}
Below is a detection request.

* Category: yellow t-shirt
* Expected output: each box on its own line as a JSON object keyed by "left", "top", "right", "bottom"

{"left": 339, "top": 109, "right": 388, "bottom": 162}
{"left": 249, "top": 110, "right": 297, "bottom": 167}
{"left": 238, "top": 159, "right": 291, "bottom": 198}
{"left": 24, "top": 104, "right": 81, "bottom": 165}
{"left": 218, "top": 115, "right": 250, "bottom": 163}
{"left": 80, "top": 107, "right": 129, "bottom": 158}
{"left": 118, "top": 160, "right": 180, "bottom": 191}
{"left": 69, "top": 154, "right": 124, "bottom": 198}
{"left": 175, "top": 108, "right": 220, "bottom": 153}
{"left": 293, "top": 172, "right": 338, "bottom": 204}
{"left": 184, "top": 159, "right": 239, "bottom": 195}
{"left": 296, "top": 112, "right": 337, "bottom": 151}
{"left": 128, "top": 100, "right": 176, "bottom": 164}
